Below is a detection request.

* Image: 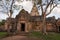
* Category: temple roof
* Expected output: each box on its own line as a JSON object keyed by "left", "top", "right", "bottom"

{"left": 15, "top": 9, "right": 30, "bottom": 20}
{"left": 15, "top": 8, "right": 56, "bottom": 23}
{"left": 30, "top": 16, "right": 42, "bottom": 22}
{"left": 15, "top": 9, "right": 42, "bottom": 22}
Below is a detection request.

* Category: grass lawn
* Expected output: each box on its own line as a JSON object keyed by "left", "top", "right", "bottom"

{"left": 28, "top": 31, "right": 60, "bottom": 40}
{"left": 0, "top": 32, "right": 8, "bottom": 38}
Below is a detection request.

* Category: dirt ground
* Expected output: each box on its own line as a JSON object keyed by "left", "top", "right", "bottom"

{"left": 0, "top": 35, "right": 41, "bottom": 40}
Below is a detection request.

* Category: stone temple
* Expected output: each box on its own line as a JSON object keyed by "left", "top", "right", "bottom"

{"left": 3, "top": 3, "right": 60, "bottom": 33}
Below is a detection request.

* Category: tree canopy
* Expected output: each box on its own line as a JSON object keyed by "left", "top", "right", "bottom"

{"left": 0, "top": 20, "right": 5, "bottom": 26}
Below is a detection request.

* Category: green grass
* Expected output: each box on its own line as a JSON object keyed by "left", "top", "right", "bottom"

{"left": 47, "top": 32, "right": 60, "bottom": 40}
{"left": 28, "top": 31, "right": 43, "bottom": 37}
{"left": 28, "top": 31, "right": 60, "bottom": 40}
{"left": 0, "top": 32, "right": 8, "bottom": 38}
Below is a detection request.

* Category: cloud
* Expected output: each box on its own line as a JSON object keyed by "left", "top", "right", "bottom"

{"left": 0, "top": 1, "right": 60, "bottom": 19}
{"left": 0, "top": 13, "right": 8, "bottom": 19}
{"left": 47, "top": 7, "right": 60, "bottom": 19}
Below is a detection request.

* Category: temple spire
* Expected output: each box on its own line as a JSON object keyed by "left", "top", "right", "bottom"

{"left": 30, "top": 3, "right": 39, "bottom": 16}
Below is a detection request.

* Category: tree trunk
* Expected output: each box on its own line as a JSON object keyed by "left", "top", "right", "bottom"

{"left": 42, "top": 12, "right": 47, "bottom": 35}
{"left": 7, "top": 10, "right": 12, "bottom": 33}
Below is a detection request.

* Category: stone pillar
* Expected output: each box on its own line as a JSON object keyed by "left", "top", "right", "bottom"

{"left": 5, "top": 22, "right": 8, "bottom": 31}
{"left": 17, "top": 22, "right": 20, "bottom": 32}
{"left": 25, "top": 23, "right": 28, "bottom": 32}
{"left": 58, "top": 26, "right": 59, "bottom": 32}
{"left": 25, "top": 23, "right": 27, "bottom": 32}
{"left": 5, "top": 23, "right": 7, "bottom": 30}
{"left": 28, "top": 22, "right": 31, "bottom": 31}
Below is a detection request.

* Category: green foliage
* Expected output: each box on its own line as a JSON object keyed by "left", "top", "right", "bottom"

{"left": 28, "top": 31, "right": 60, "bottom": 40}
{"left": 0, "top": 20, "right": 5, "bottom": 26}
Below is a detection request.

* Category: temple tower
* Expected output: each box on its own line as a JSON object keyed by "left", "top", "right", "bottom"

{"left": 30, "top": 3, "right": 39, "bottom": 16}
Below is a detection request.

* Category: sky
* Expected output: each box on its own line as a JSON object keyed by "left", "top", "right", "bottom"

{"left": 0, "top": 0, "right": 60, "bottom": 20}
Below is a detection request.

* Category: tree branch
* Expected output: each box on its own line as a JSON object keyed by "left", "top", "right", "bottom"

{"left": 45, "top": 0, "right": 53, "bottom": 13}
{"left": 39, "top": 0, "right": 44, "bottom": 15}
{"left": 9, "top": 0, "right": 14, "bottom": 17}
{"left": 46, "top": 4, "right": 57, "bottom": 16}
{"left": 40, "top": 4, "right": 44, "bottom": 15}
{"left": 0, "top": 11, "right": 9, "bottom": 16}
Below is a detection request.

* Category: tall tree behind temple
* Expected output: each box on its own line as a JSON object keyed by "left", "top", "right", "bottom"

{"left": 0, "top": 0, "right": 21, "bottom": 32}
{"left": 0, "top": 0, "right": 15, "bottom": 33}
{"left": 33, "top": 0, "right": 59, "bottom": 35}
{"left": 0, "top": 0, "right": 23, "bottom": 18}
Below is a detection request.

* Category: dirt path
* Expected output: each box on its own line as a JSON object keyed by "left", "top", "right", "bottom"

{"left": 0, "top": 35, "right": 41, "bottom": 40}
{"left": 0, "top": 36, "right": 26, "bottom": 40}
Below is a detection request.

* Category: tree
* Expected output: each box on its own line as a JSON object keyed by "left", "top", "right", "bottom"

{"left": 0, "top": 0, "right": 23, "bottom": 18}
{"left": 0, "top": 0, "right": 22, "bottom": 32}
{"left": 0, "top": 0, "right": 15, "bottom": 33}
{"left": 0, "top": 20, "right": 5, "bottom": 26}
{"left": 0, "top": 0, "right": 14, "bottom": 17}
{"left": 33, "top": 0, "right": 59, "bottom": 34}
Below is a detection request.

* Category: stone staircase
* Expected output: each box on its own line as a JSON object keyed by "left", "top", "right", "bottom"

{"left": 16, "top": 32, "right": 30, "bottom": 36}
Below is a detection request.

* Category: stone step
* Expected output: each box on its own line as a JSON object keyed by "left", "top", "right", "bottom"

{"left": 17, "top": 32, "right": 29, "bottom": 36}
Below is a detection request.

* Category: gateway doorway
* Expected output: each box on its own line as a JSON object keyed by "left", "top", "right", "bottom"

{"left": 59, "top": 26, "right": 60, "bottom": 32}
{"left": 21, "top": 23, "right": 25, "bottom": 31}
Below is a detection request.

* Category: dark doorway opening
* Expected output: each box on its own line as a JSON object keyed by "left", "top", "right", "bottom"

{"left": 59, "top": 26, "right": 60, "bottom": 32}
{"left": 21, "top": 23, "right": 25, "bottom": 31}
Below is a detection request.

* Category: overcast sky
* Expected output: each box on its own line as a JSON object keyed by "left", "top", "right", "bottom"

{"left": 0, "top": 0, "right": 60, "bottom": 20}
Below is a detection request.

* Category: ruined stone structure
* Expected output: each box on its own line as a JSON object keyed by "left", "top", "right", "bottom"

{"left": 4, "top": 3, "right": 60, "bottom": 33}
